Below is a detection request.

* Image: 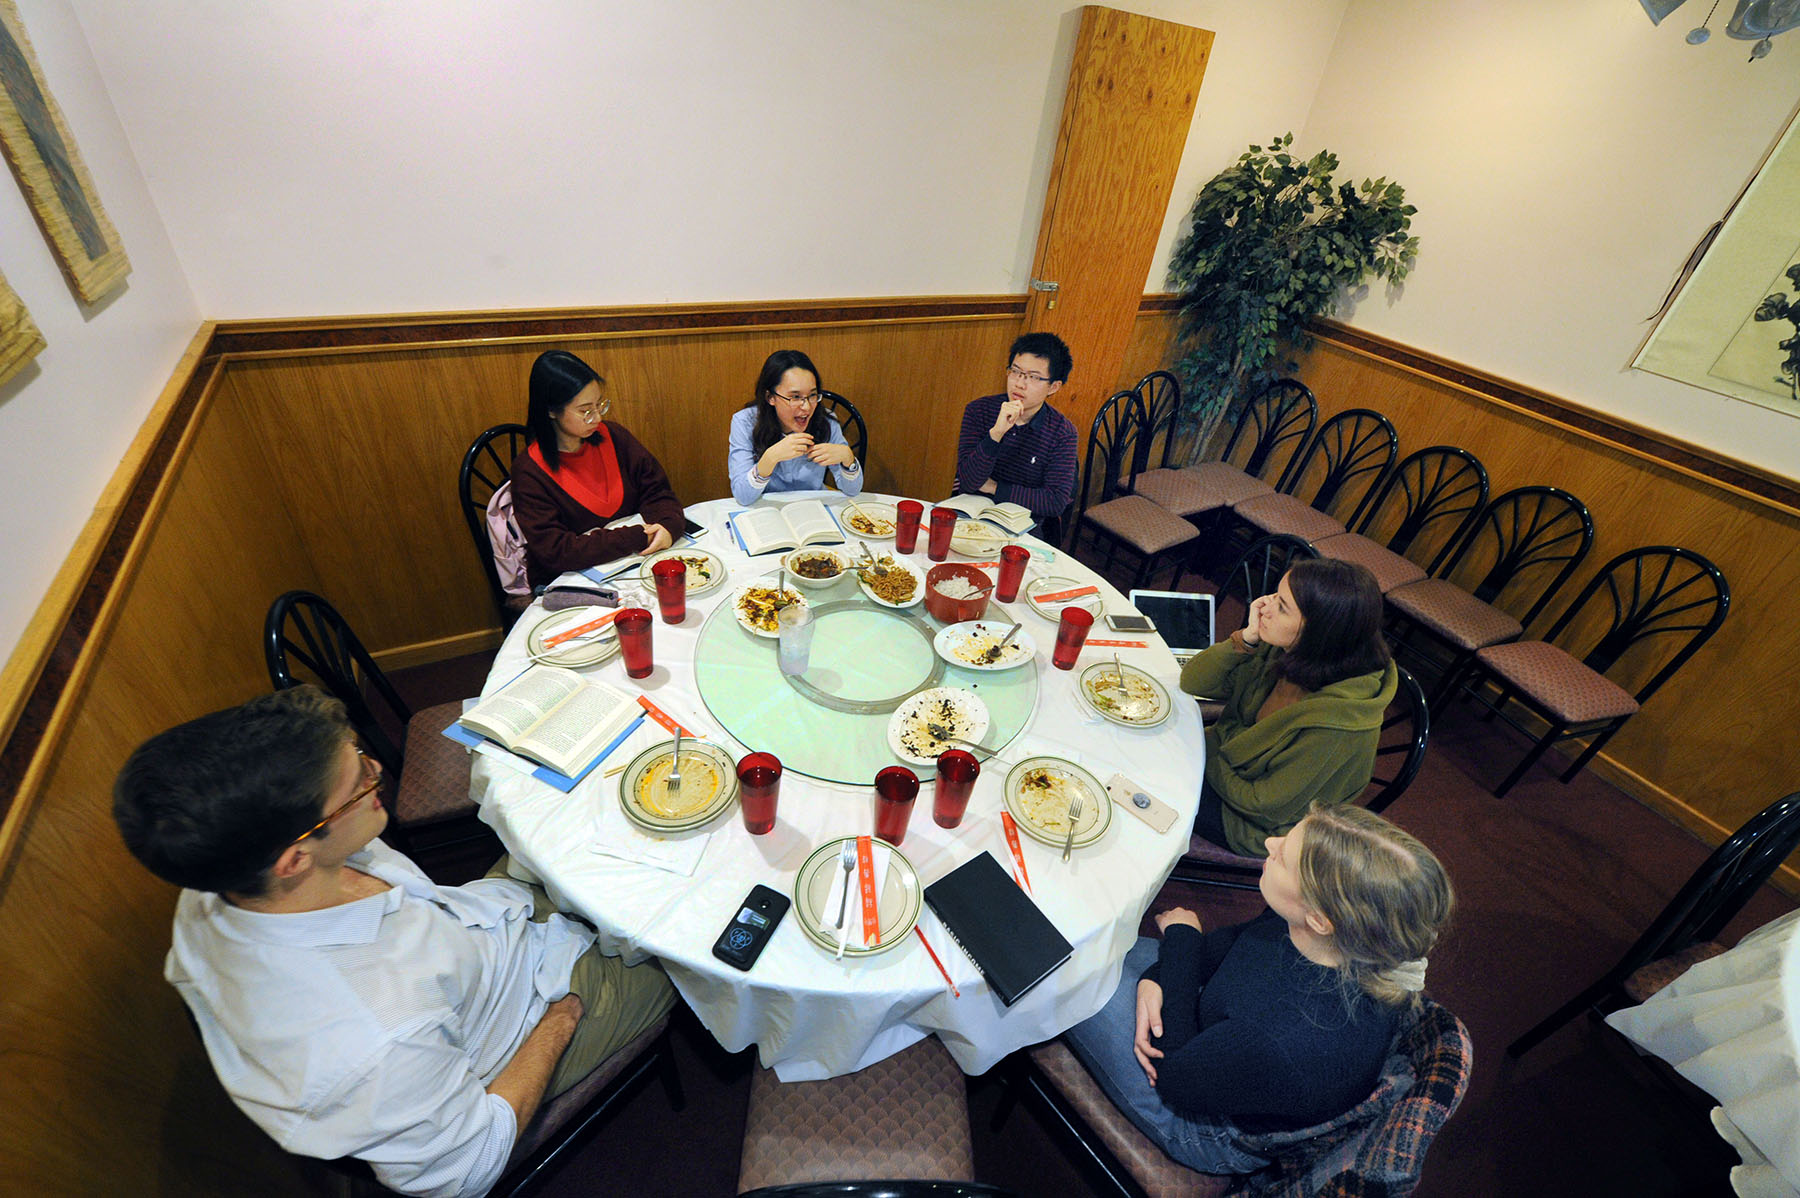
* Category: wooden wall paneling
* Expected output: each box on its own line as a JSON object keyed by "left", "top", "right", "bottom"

{"left": 1295, "top": 335, "right": 1800, "bottom": 850}
{"left": 0, "top": 385, "right": 323, "bottom": 1195}
{"left": 217, "top": 313, "right": 1024, "bottom": 660}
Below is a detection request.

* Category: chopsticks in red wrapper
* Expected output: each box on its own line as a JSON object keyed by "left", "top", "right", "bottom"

{"left": 542, "top": 609, "right": 620, "bottom": 647}
{"left": 1000, "top": 812, "right": 1032, "bottom": 894}
{"left": 856, "top": 835, "right": 881, "bottom": 946}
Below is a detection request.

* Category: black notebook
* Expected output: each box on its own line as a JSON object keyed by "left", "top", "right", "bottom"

{"left": 924, "top": 851, "right": 1073, "bottom": 1007}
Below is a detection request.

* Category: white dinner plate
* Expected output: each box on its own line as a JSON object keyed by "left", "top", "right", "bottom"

{"left": 618, "top": 739, "right": 739, "bottom": 832}
{"left": 791, "top": 837, "right": 922, "bottom": 957}
{"left": 1077, "top": 661, "right": 1173, "bottom": 728}
{"left": 1023, "top": 576, "right": 1105, "bottom": 621}
{"left": 637, "top": 548, "right": 727, "bottom": 597}
{"left": 933, "top": 620, "right": 1036, "bottom": 671}
{"left": 887, "top": 687, "right": 990, "bottom": 765}
{"left": 1003, "top": 756, "right": 1113, "bottom": 850}
{"left": 949, "top": 519, "right": 1010, "bottom": 558}
{"left": 732, "top": 583, "right": 808, "bottom": 639}
{"left": 855, "top": 556, "right": 926, "bottom": 609}
{"left": 526, "top": 606, "right": 621, "bottom": 668}
{"left": 840, "top": 502, "right": 899, "bottom": 540}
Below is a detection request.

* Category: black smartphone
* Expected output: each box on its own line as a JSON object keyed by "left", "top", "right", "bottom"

{"left": 1105, "top": 613, "right": 1155, "bottom": 634}
{"left": 682, "top": 517, "right": 707, "bottom": 539}
{"left": 711, "top": 884, "right": 790, "bottom": 971}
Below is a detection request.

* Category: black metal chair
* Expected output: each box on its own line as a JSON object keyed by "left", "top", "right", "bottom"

{"left": 1169, "top": 665, "right": 1431, "bottom": 889}
{"left": 1509, "top": 790, "right": 1800, "bottom": 1056}
{"left": 1229, "top": 408, "right": 1398, "bottom": 548}
{"left": 1133, "top": 378, "right": 1316, "bottom": 520}
{"left": 1386, "top": 486, "right": 1594, "bottom": 706}
{"left": 1457, "top": 546, "right": 1730, "bottom": 797}
{"left": 1207, "top": 532, "right": 1318, "bottom": 645}
{"left": 1069, "top": 390, "right": 1200, "bottom": 589}
{"left": 1131, "top": 369, "right": 1183, "bottom": 476}
{"left": 1310, "top": 446, "right": 1489, "bottom": 595}
{"left": 460, "top": 422, "right": 531, "bottom": 630}
{"left": 264, "top": 590, "right": 483, "bottom": 858}
{"left": 819, "top": 390, "right": 868, "bottom": 465}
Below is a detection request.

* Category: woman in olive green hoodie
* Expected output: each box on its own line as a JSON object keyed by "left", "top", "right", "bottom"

{"left": 1180, "top": 559, "right": 1397, "bottom": 857}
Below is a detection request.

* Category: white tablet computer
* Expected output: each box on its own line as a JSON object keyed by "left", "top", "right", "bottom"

{"left": 1128, "top": 589, "right": 1217, "bottom": 667}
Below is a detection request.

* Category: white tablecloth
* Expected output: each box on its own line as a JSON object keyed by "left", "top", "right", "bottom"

{"left": 472, "top": 492, "right": 1204, "bottom": 1080}
{"left": 1608, "top": 908, "right": 1800, "bottom": 1196}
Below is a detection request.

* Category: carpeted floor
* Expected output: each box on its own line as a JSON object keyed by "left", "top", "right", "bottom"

{"left": 387, "top": 601, "right": 1790, "bottom": 1198}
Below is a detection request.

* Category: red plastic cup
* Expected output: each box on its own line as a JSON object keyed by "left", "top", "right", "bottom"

{"left": 1051, "top": 606, "right": 1094, "bottom": 670}
{"left": 874, "top": 765, "right": 920, "bottom": 844}
{"left": 615, "top": 608, "right": 655, "bottom": 679}
{"left": 926, "top": 507, "right": 957, "bottom": 562}
{"left": 738, "top": 752, "right": 782, "bottom": 835}
{"left": 996, "top": 544, "right": 1030, "bottom": 603}
{"left": 894, "top": 500, "right": 924, "bottom": 553}
{"left": 651, "top": 558, "right": 687, "bottom": 624}
{"left": 933, "top": 750, "right": 980, "bottom": 829}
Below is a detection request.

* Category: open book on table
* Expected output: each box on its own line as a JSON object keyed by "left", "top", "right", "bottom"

{"left": 936, "top": 493, "right": 1034, "bottom": 535}
{"left": 728, "top": 498, "right": 846, "bottom": 556}
{"left": 575, "top": 514, "right": 703, "bottom": 586}
{"left": 443, "top": 665, "right": 643, "bottom": 790}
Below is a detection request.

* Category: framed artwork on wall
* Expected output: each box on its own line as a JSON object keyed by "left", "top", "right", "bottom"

{"left": 1634, "top": 108, "right": 1800, "bottom": 418}
{"left": 0, "top": 262, "right": 44, "bottom": 386}
{"left": 0, "top": 0, "right": 129, "bottom": 305}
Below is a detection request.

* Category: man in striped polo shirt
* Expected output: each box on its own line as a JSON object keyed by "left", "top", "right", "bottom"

{"left": 954, "top": 332, "right": 1078, "bottom": 534}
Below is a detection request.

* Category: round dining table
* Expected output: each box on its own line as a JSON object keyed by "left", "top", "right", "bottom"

{"left": 471, "top": 491, "right": 1205, "bottom": 1081}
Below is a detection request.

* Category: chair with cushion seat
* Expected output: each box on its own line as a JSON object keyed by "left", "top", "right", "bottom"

{"left": 1385, "top": 486, "right": 1594, "bottom": 706}
{"left": 736, "top": 1038, "right": 977, "bottom": 1195}
{"left": 1071, "top": 389, "right": 1200, "bottom": 589}
{"left": 460, "top": 423, "right": 533, "bottom": 631}
{"left": 264, "top": 590, "right": 482, "bottom": 863}
{"left": 1308, "top": 446, "right": 1488, "bottom": 596}
{"left": 1229, "top": 409, "right": 1397, "bottom": 549}
{"left": 1129, "top": 370, "right": 1184, "bottom": 481}
{"left": 1509, "top": 790, "right": 1800, "bottom": 1056}
{"left": 1168, "top": 665, "right": 1430, "bottom": 890}
{"left": 1453, "top": 546, "right": 1729, "bottom": 797}
{"left": 819, "top": 390, "right": 868, "bottom": 465}
{"left": 998, "top": 998, "right": 1471, "bottom": 1198}
{"left": 1133, "top": 379, "right": 1316, "bottom": 521}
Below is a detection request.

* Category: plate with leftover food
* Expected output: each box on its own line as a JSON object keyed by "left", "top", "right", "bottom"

{"left": 933, "top": 620, "right": 1036, "bottom": 671}
{"left": 886, "top": 687, "right": 990, "bottom": 765}
{"left": 637, "top": 549, "right": 727, "bottom": 597}
{"left": 618, "top": 739, "right": 739, "bottom": 832}
{"left": 1077, "top": 661, "right": 1172, "bottom": 728}
{"left": 855, "top": 555, "right": 925, "bottom": 609}
{"left": 949, "top": 518, "right": 1010, "bottom": 557}
{"left": 1023, "top": 575, "right": 1106, "bottom": 621}
{"left": 732, "top": 583, "right": 808, "bottom": 638}
{"left": 841, "top": 503, "right": 899, "bottom": 539}
{"left": 1003, "top": 756, "right": 1112, "bottom": 850}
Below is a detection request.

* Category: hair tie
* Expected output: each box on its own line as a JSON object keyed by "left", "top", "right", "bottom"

{"left": 1383, "top": 957, "right": 1428, "bottom": 993}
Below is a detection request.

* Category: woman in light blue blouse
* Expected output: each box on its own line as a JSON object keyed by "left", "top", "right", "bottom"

{"left": 728, "top": 349, "right": 863, "bottom": 505}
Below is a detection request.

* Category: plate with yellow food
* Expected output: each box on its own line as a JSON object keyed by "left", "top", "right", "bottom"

{"left": 732, "top": 582, "right": 808, "bottom": 639}
{"left": 855, "top": 554, "right": 925, "bottom": 609}
{"left": 637, "top": 548, "right": 727, "bottom": 597}
{"left": 1077, "top": 661, "right": 1172, "bottom": 728}
{"left": 618, "top": 738, "right": 739, "bottom": 832}
{"left": 933, "top": 620, "right": 1037, "bottom": 671}
{"left": 841, "top": 502, "right": 899, "bottom": 539}
{"left": 1003, "top": 757, "right": 1112, "bottom": 850}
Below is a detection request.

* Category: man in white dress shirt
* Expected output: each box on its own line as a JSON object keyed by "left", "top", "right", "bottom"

{"left": 113, "top": 686, "right": 675, "bottom": 1198}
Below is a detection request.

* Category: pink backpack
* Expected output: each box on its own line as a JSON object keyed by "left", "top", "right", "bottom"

{"left": 485, "top": 481, "right": 532, "bottom": 598}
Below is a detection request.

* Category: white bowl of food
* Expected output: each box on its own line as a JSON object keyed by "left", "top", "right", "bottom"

{"left": 783, "top": 547, "right": 849, "bottom": 589}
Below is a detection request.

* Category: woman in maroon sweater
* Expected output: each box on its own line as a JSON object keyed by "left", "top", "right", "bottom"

{"left": 511, "top": 351, "right": 687, "bottom": 590}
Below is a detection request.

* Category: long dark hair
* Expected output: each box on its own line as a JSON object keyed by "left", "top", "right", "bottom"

{"left": 1276, "top": 558, "right": 1390, "bottom": 691}
{"left": 743, "top": 349, "right": 834, "bottom": 459}
{"left": 527, "top": 350, "right": 605, "bottom": 470}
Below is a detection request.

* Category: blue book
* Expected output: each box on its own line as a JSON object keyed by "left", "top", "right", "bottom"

{"left": 441, "top": 665, "right": 645, "bottom": 793}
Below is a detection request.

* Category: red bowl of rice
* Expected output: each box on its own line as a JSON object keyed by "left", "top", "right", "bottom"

{"left": 924, "top": 563, "right": 993, "bottom": 624}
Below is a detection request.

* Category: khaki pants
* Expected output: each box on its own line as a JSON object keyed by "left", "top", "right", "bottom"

{"left": 487, "top": 857, "right": 678, "bottom": 1097}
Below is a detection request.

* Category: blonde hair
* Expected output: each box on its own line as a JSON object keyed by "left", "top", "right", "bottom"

{"left": 1297, "top": 803, "right": 1453, "bottom": 1008}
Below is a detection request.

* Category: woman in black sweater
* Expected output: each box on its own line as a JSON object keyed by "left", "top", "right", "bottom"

{"left": 1064, "top": 804, "right": 1452, "bottom": 1174}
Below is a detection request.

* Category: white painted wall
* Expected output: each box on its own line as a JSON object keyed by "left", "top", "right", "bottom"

{"left": 0, "top": 1, "right": 197, "bottom": 663}
{"left": 1301, "top": 0, "right": 1800, "bottom": 479}
{"left": 71, "top": 0, "right": 1343, "bottom": 317}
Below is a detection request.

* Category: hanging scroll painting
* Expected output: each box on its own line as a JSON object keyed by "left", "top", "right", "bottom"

{"left": 0, "top": 0, "right": 129, "bottom": 304}
{"left": 0, "top": 263, "right": 44, "bottom": 386}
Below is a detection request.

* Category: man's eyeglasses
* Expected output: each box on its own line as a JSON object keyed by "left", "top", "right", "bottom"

{"left": 290, "top": 749, "right": 382, "bottom": 845}
{"left": 1006, "top": 366, "right": 1052, "bottom": 386}
{"left": 772, "top": 390, "right": 820, "bottom": 407}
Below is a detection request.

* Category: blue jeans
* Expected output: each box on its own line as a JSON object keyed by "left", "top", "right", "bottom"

{"left": 1063, "top": 938, "right": 1269, "bottom": 1176}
